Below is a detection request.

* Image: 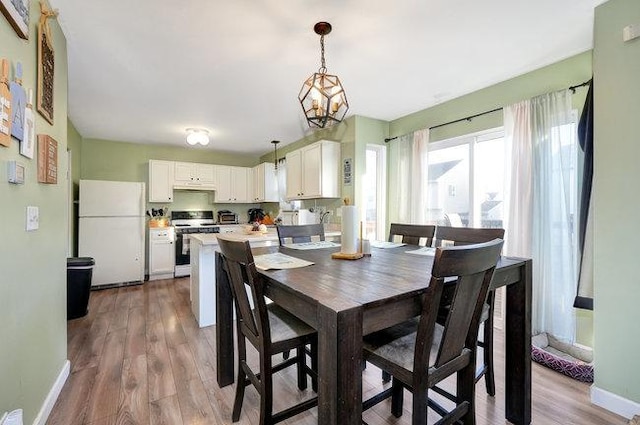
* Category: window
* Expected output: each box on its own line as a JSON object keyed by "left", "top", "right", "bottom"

{"left": 426, "top": 129, "right": 505, "bottom": 228}
{"left": 361, "top": 144, "right": 387, "bottom": 240}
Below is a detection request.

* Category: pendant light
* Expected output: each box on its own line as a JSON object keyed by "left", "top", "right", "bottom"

{"left": 298, "top": 22, "right": 349, "bottom": 128}
{"left": 271, "top": 140, "right": 280, "bottom": 170}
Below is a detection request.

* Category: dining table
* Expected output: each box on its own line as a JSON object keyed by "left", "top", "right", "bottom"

{"left": 215, "top": 245, "right": 532, "bottom": 425}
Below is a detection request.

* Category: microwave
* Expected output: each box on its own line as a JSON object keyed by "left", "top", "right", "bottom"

{"left": 217, "top": 210, "right": 239, "bottom": 224}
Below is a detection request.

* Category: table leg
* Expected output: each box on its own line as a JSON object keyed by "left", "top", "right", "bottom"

{"left": 317, "top": 305, "right": 363, "bottom": 424}
{"left": 505, "top": 259, "right": 532, "bottom": 425}
{"left": 215, "top": 251, "right": 235, "bottom": 387}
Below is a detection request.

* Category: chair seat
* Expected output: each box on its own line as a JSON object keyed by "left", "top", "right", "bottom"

{"left": 267, "top": 303, "right": 316, "bottom": 346}
{"left": 364, "top": 318, "right": 444, "bottom": 374}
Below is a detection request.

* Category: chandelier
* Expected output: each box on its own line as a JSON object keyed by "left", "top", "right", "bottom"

{"left": 298, "top": 22, "right": 349, "bottom": 128}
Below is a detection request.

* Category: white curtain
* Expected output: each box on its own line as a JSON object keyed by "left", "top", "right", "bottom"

{"left": 504, "top": 90, "right": 577, "bottom": 343}
{"left": 388, "top": 129, "right": 430, "bottom": 224}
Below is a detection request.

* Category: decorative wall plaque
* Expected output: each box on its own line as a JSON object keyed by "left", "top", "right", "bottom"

{"left": 36, "top": 2, "right": 57, "bottom": 125}
{"left": 0, "top": 0, "right": 30, "bottom": 39}
{"left": 37, "top": 134, "right": 57, "bottom": 183}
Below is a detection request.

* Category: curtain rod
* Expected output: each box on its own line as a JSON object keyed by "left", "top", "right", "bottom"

{"left": 384, "top": 79, "right": 592, "bottom": 143}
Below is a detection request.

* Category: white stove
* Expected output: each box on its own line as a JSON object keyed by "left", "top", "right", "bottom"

{"left": 171, "top": 211, "right": 220, "bottom": 277}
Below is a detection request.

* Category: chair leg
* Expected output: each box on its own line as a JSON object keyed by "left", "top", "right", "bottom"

{"left": 382, "top": 370, "right": 391, "bottom": 383}
{"left": 410, "top": 387, "right": 428, "bottom": 425}
{"left": 310, "top": 341, "right": 318, "bottom": 392}
{"left": 296, "top": 346, "right": 307, "bottom": 390}
{"left": 484, "top": 292, "right": 496, "bottom": 396}
{"left": 457, "top": 363, "right": 477, "bottom": 425}
{"left": 259, "top": 352, "right": 274, "bottom": 425}
{"left": 233, "top": 335, "right": 248, "bottom": 422}
{"left": 391, "top": 378, "right": 404, "bottom": 418}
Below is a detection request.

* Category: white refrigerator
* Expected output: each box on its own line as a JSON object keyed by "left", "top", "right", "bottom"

{"left": 78, "top": 179, "right": 146, "bottom": 287}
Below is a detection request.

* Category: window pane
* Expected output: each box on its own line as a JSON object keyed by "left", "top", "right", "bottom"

{"left": 475, "top": 136, "right": 505, "bottom": 228}
{"left": 363, "top": 149, "right": 378, "bottom": 239}
{"left": 426, "top": 144, "right": 469, "bottom": 226}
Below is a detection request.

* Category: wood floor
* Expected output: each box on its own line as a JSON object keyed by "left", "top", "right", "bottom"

{"left": 48, "top": 277, "right": 626, "bottom": 425}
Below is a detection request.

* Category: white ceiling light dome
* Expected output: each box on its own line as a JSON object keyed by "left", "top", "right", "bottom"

{"left": 186, "top": 128, "right": 210, "bottom": 146}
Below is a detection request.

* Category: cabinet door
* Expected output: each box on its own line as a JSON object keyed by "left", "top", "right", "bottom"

{"left": 215, "top": 166, "right": 232, "bottom": 202}
{"left": 286, "top": 150, "right": 303, "bottom": 199}
{"left": 196, "top": 164, "right": 215, "bottom": 184}
{"left": 174, "top": 162, "right": 195, "bottom": 183}
{"left": 253, "top": 164, "right": 265, "bottom": 202}
{"left": 262, "top": 162, "right": 278, "bottom": 202}
{"left": 302, "top": 143, "right": 322, "bottom": 197}
{"left": 150, "top": 240, "right": 175, "bottom": 274}
{"left": 231, "top": 167, "right": 249, "bottom": 202}
{"left": 149, "top": 160, "right": 174, "bottom": 202}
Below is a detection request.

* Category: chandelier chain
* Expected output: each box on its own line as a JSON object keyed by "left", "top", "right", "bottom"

{"left": 319, "top": 34, "right": 327, "bottom": 74}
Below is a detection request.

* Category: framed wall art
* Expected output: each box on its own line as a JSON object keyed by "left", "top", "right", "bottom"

{"left": 0, "top": 0, "right": 29, "bottom": 40}
{"left": 36, "top": 2, "right": 57, "bottom": 125}
{"left": 37, "top": 134, "right": 57, "bottom": 184}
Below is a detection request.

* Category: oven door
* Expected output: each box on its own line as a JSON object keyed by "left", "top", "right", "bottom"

{"left": 175, "top": 229, "right": 192, "bottom": 266}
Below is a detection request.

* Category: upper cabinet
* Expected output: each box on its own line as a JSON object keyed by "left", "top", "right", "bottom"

{"left": 174, "top": 162, "right": 216, "bottom": 189}
{"left": 215, "top": 165, "right": 252, "bottom": 203}
{"left": 252, "top": 162, "right": 278, "bottom": 203}
{"left": 286, "top": 140, "right": 340, "bottom": 200}
{"left": 149, "top": 160, "right": 174, "bottom": 203}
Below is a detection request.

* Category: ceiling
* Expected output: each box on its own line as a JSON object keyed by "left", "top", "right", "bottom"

{"left": 51, "top": 0, "right": 605, "bottom": 156}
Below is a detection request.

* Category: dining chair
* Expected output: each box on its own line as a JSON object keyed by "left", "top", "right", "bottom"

{"left": 217, "top": 236, "right": 318, "bottom": 424}
{"left": 276, "top": 223, "right": 324, "bottom": 381}
{"left": 276, "top": 223, "right": 325, "bottom": 245}
{"left": 362, "top": 239, "right": 504, "bottom": 425}
{"left": 388, "top": 223, "right": 436, "bottom": 246}
{"left": 434, "top": 225, "right": 506, "bottom": 397}
{"left": 380, "top": 223, "right": 437, "bottom": 383}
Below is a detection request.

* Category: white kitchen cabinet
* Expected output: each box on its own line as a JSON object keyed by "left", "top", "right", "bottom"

{"left": 252, "top": 162, "right": 278, "bottom": 202}
{"left": 148, "top": 227, "right": 175, "bottom": 280}
{"left": 285, "top": 140, "right": 340, "bottom": 200}
{"left": 149, "top": 160, "right": 174, "bottom": 202}
{"left": 214, "top": 165, "right": 252, "bottom": 203}
{"left": 174, "top": 162, "right": 216, "bottom": 189}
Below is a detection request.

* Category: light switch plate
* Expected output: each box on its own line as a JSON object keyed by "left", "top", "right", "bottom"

{"left": 26, "top": 206, "right": 39, "bottom": 231}
{"left": 623, "top": 24, "right": 640, "bottom": 42}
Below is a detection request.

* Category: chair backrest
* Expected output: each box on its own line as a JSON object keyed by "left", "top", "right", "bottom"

{"left": 217, "top": 236, "right": 269, "bottom": 348}
{"left": 277, "top": 224, "right": 325, "bottom": 246}
{"left": 388, "top": 223, "right": 436, "bottom": 246}
{"left": 413, "top": 239, "right": 503, "bottom": 374}
{"left": 434, "top": 226, "right": 505, "bottom": 247}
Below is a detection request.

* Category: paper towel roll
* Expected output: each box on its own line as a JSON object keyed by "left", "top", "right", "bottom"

{"left": 341, "top": 206, "right": 358, "bottom": 254}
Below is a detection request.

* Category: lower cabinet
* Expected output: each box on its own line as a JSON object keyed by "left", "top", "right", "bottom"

{"left": 148, "top": 227, "right": 175, "bottom": 280}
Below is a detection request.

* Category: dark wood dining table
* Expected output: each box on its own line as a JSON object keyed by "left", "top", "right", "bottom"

{"left": 215, "top": 245, "right": 532, "bottom": 425}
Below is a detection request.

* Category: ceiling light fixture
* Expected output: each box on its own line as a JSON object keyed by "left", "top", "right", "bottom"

{"left": 186, "top": 128, "right": 210, "bottom": 146}
{"left": 298, "top": 22, "right": 349, "bottom": 129}
{"left": 271, "top": 140, "right": 280, "bottom": 170}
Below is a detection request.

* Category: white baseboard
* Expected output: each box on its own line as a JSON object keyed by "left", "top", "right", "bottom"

{"left": 32, "top": 360, "right": 70, "bottom": 425}
{"left": 591, "top": 385, "right": 640, "bottom": 419}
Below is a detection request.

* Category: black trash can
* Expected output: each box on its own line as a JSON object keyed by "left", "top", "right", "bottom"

{"left": 67, "top": 257, "right": 95, "bottom": 320}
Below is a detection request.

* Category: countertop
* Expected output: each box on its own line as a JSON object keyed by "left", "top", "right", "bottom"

{"left": 190, "top": 230, "right": 341, "bottom": 246}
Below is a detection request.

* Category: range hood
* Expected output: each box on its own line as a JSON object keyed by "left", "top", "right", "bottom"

{"left": 173, "top": 183, "right": 216, "bottom": 191}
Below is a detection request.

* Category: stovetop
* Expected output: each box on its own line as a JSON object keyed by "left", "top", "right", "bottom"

{"left": 171, "top": 210, "right": 219, "bottom": 232}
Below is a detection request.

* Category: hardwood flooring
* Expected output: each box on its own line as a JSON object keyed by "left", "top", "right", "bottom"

{"left": 48, "top": 277, "right": 626, "bottom": 425}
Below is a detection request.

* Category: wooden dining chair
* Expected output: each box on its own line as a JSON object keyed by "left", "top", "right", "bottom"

{"left": 379, "top": 223, "right": 437, "bottom": 382}
{"left": 362, "top": 239, "right": 503, "bottom": 425}
{"left": 434, "top": 225, "right": 505, "bottom": 397}
{"left": 388, "top": 223, "right": 436, "bottom": 247}
{"left": 218, "top": 236, "right": 318, "bottom": 424}
{"left": 276, "top": 224, "right": 325, "bottom": 245}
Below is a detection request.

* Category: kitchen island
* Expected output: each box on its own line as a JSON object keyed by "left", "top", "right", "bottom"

{"left": 189, "top": 229, "right": 340, "bottom": 327}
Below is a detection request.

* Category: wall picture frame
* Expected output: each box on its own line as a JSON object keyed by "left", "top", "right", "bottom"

{"left": 37, "top": 133, "right": 57, "bottom": 184}
{"left": 0, "top": 0, "right": 30, "bottom": 40}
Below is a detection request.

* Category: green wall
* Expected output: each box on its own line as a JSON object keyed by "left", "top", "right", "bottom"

{"left": 390, "top": 52, "right": 592, "bottom": 143}
{"left": 0, "top": 4, "right": 69, "bottom": 424}
{"left": 593, "top": 0, "right": 640, "bottom": 405}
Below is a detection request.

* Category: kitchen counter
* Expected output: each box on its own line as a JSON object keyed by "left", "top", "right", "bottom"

{"left": 189, "top": 229, "right": 340, "bottom": 327}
